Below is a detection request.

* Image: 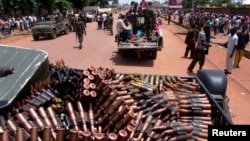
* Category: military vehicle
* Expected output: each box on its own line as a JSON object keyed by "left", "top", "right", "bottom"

{"left": 117, "top": 3, "right": 163, "bottom": 59}
{"left": 31, "top": 17, "right": 71, "bottom": 40}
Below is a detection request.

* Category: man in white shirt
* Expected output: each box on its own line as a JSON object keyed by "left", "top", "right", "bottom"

{"left": 224, "top": 27, "right": 238, "bottom": 75}
{"left": 115, "top": 15, "right": 132, "bottom": 42}
{"left": 101, "top": 12, "right": 107, "bottom": 30}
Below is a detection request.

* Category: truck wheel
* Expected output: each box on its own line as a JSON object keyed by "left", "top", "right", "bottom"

{"left": 64, "top": 26, "right": 69, "bottom": 34}
{"left": 158, "top": 37, "right": 163, "bottom": 51}
{"left": 33, "top": 35, "right": 39, "bottom": 41}
{"left": 151, "top": 50, "right": 157, "bottom": 59}
{"left": 197, "top": 69, "right": 227, "bottom": 97}
{"left": 50, "top": 29, "right": 57, "bottom": 39}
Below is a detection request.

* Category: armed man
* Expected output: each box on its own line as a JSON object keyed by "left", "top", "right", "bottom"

{"left": 75, "top": 12, "right": 87, "bottom": 49}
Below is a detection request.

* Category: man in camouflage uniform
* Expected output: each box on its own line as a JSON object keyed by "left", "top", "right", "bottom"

{"left": 184, "top": 24, "right": 199, "bottom": 59}
{"left": 75, "top": 13, "right": 87, "bottom": 49}
{"left": 107, "top": 13, "right": 114, "bottom": 35}
{"left": 142, "top": 2, "right": 157, "bottom": 37}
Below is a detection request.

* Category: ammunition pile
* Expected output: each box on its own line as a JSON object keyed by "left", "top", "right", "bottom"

{"left": 0, "top": 61, "right": 212, "bottom": 141}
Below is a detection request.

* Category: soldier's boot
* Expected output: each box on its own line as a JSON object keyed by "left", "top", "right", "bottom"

{"left": 79, "top": 43, "right": 82, "bottom": 49}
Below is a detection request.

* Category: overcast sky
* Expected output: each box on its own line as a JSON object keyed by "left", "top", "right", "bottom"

{"left": 118, "top": 0, "right": 250, "bottom": 5}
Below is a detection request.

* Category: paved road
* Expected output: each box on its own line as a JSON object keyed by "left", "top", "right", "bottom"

{"left": 1, "top": 14, "right": 250, "bottom": 124}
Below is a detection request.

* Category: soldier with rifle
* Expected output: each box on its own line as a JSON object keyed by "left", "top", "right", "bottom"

{"left": 75, "top": 12, "right": 87, "bottom": 49}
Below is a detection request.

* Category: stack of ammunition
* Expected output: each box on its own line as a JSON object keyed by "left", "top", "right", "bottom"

{"left": 0, "top": 64, "right": 215, "bottom": 141}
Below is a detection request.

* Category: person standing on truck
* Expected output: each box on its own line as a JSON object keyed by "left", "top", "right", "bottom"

{"left": 115, "top": 14, "right": 132, "bottom": 42}
{"left": 184, "top": 24, "right": 199, "bottom": 59}
{"left": 187, "top": 26, "right": 207, "bottom": 73}
{"left": 75, "top": 13, "right": 87, "bottom": 49}
{"left": 142, "top": 2, "right": 157, "bottom": 37}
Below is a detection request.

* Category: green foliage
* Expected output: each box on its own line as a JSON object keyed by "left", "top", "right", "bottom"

{"left": 0, "top": 0, "right": 118, "bottom": 16}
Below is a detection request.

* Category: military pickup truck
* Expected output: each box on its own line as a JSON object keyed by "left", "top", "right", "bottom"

{"left": 31, "top": 18, "right": 70, "bottom": 40}
{"left": 117, "top": 11, "right": 163, "bottom": 60}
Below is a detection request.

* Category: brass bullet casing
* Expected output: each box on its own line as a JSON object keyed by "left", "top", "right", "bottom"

{"left": 0, "top": 130, "right": 10, "bottom": 141}
{"left": 90, "top": 91, "right": 97, "bottom": 98}
{"left": 16, "top": 113, "right": 32, "bottom": 132}
{"left": 137, "top": 115, "right": 153, "bottom": 141}
{"left": 96, "top": 79, "right": 106, "bottom": 91}
{"left": 83, "top": 78, "right": 90, "bottom": 84}
{"left": 95, "top": 92, "right": 118, "bottom": 119}
{"left": 102, "top": 105, "right": 130, "bottom": 132}
{"left": 88, "top": 103, "right": 95, "bottom": 134}
{"left": 38, "top": 107, "right": 52, "bottom": 128}
{"left": 98, "top": 99, "right": 124, "bottom": 125}
{"left": 94, "top": 133, "right": 104, "bottom": 141}
{"left": 117, "top": 130, "right": 128, "bottom": 141}
{"left": 66, "top": 102, "right": 79, "bottom": 130}
{"left": 69, "top": 129, "right": 78, "bottom": 141}
{"left": 125, "top": 125, "right": 135, "bottom": 137}
{"left": 145, "top": 119, "right": 162, "bottom": 141}
{"left": 15, "top": 128, "right": 25, "bottom": 141}
{"left": 29, "top": 108, "right": 45, "bottom": 129}
{"left": 83, "top": 70, "right": 90, "bottom": 77}
{"left": 89, "top": 83, "right": 96, "bottom": 90}
{"left": 115, "top": 112, "right": 135, "bottom": 132}
{"left": 6, "top": 120, "right": 17, "bottom": 135}
{"left": 30, "top": 127, "right": 42, "bottom": 141}
{"left": 47, "top": 107, "right": 60, "bottom": 129}
{"left": 76, "top": 101, "right": 88, "bottom": 132}
{"left": 168, "top": 133, "right": 192, "bottom": 141}
{"left": 88, "top": 75, "right": 95, "bottom": 82}
{"left": 108, "top": 133, "right": 117, "bottom": 141}
{"left": 83, "top": 83, "right": 90, "bottom": 90}
{"left": 56, "top": 128, "right": 65, "bottom": 141}
{"left": 87, "top": 65, "right": 95, "bottom": 72}
{"left": 42, "top": 126, "right": 51, "bottom": 141}
{"left": 83, "top": 89, "right": 90, "bottom": 97}
{"left": 81, "top": 131, "right": 91, "bottom": 141}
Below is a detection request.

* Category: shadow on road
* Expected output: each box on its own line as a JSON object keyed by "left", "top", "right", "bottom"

{"left": 110, "top": 53, "right": 155, "bottom": 67}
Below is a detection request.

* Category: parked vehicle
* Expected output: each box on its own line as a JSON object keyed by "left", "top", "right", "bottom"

{"left": 31, "top": 17, "right": 70, "bottom": 40}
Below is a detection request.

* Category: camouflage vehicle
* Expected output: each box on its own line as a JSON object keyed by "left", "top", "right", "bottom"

{"left": 117, "top": 8, "right": 163, "bottom": 60}
{"left": 31, "top": 17, "right": 71, "bottom": 40}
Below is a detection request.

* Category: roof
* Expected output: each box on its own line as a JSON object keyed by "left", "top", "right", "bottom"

{"left": 0, "top": 45, "right": 48, "bottom": 111}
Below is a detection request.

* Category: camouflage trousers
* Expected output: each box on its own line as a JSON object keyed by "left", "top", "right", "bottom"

{"left": 77, "top": 32, "right": 83, "bottom": 49}
{"left": 188, "top": 48, "right": 206, "bottom": 71}
{"left": 77, "top": 32, "right": 83, "bottom": 43}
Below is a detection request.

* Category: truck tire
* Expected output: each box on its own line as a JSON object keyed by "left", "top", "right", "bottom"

{"left": 64, "top": 26, "right": 69, "bottom": 34}
{"left": 33, "top": 35, "right": 39, "bottom": 41}
{"left": 151, "top": 50, "right": 157, "bottom": 59}
{"left": 197, "top": 69, "right": 227, "bottom": 97}
{"left": 50, "top": 29, "right": 57, "bottom": 39}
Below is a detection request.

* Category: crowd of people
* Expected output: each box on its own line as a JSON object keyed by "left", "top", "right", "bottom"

{"left": 0, "top": 15, "right": 38, "bottom": 36}
{"left": 174, "top": 10, "right": 250, "bottom": 75}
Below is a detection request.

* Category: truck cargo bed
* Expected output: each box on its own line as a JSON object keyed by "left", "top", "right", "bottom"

{"left": 118, "top": 42, "right": 158, "bottom": 50}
